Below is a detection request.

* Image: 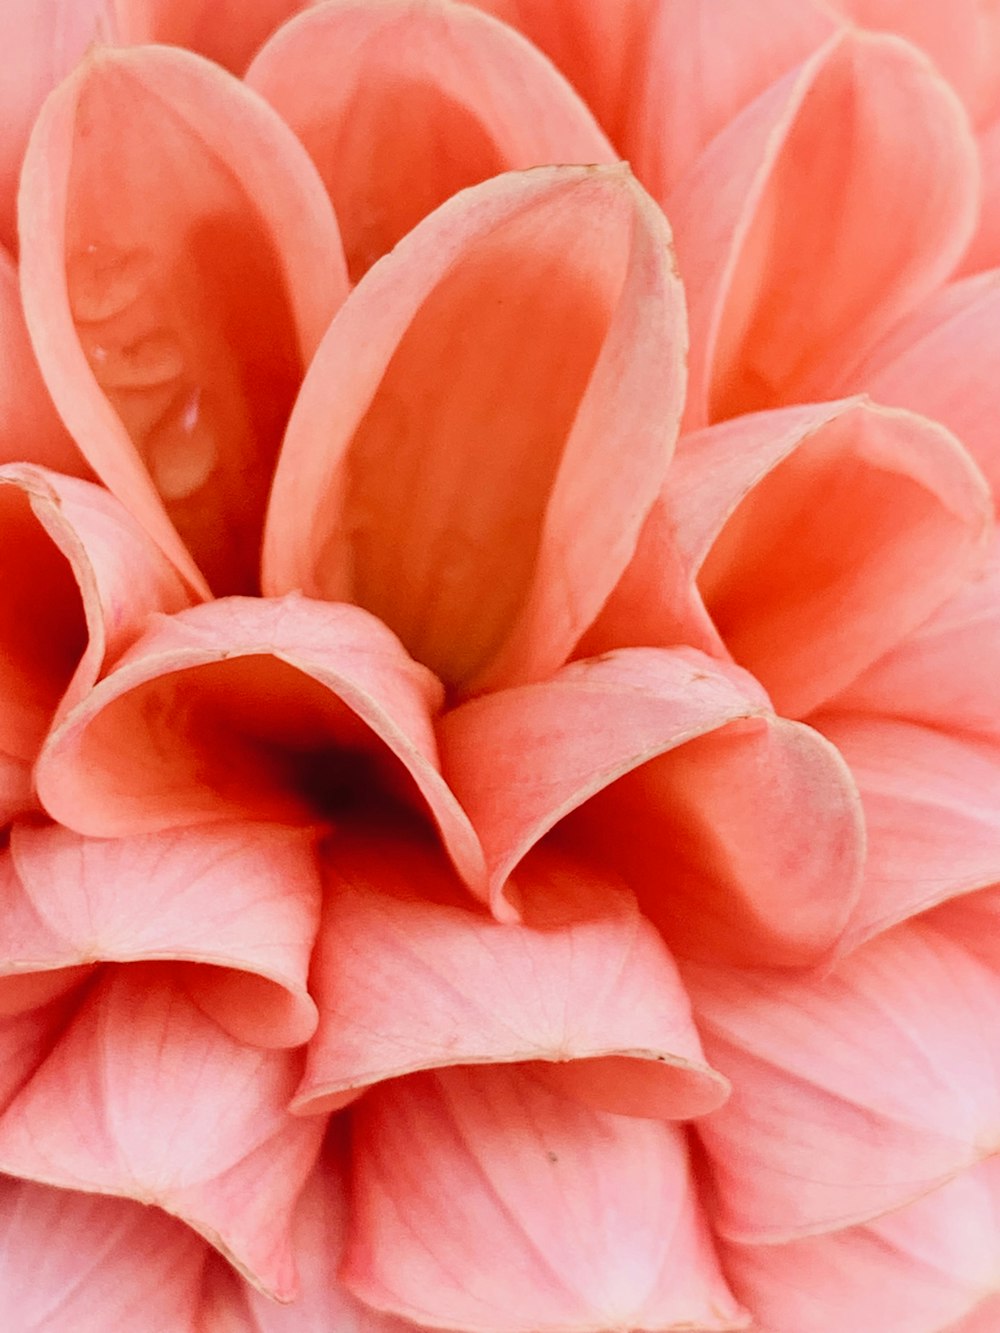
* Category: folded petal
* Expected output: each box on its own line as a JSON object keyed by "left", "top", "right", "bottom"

{"left": 19, "top": 43, "right": 347, "bottom": 595}
{"left": 688, "top": 922, "right": 1000, "bottom": 1243}
{"left": 263, "top": 165, "right": 687, "bottom": 694}
{"left": 668, "top": 398, "right": 991, "bottom": 716}
{"left": 668, "top": 29, "right": 979, "bottom": 426}
{"left": 295, "top": 830, "right": 727, "bottom": 1120}
{"left": 1, "top": 821, "right": 322, "bottom": 1048}
{"left": 440, "top": 647, "right": 863, "bottom": 964}
{"left": 0, "top": 966, "right": 325, "bottom": 1300}
{"left": 0, "top": 1176, "right": 210, "bottom": 1332}
{"left": 35, "top": 595, "right": 484, "bottom": 887}
{"left": 247, "top": 0, "right": 615, "bottom": 282}
{"left": 344, "top": 1064, "right": 745, "bottom": 1333}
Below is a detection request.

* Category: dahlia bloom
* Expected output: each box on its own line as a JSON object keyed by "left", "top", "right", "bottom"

{"left": 1, "top": 1, "right": 999, "bottom": 1330}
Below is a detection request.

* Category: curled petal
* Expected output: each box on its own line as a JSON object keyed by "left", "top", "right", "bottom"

{"left": 669, "top": 29, "right": 979, "bottom": 425}
{"left": 247, "top": 0, "right": 615, "bottom": 281}
{"left": 688, "top": 923, "right": 1000, "bottom": 1243}
{"left": 344, "top": 1065, "right": 746, "bottom": 1333}
{"left": 19, "top": 43, "right": 347, "bottom": 594}
{"left": 264, "top": 165, "right": 687, "bottom": 695}
{"left": 295, "top": 830, "right": 727, "bottom": 1119}
{"left": 0, "top": 966, "right": 325, "bottom": 1300}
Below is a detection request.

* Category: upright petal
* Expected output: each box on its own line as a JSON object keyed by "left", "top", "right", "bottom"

{"left": 247, "top": 0, "right": 615, "bottom": 281}
{"left": 264, "top": 165, "right": 687, "bottom": 694}
{"left": 19, "top": 44, "right": 347, "bottom": 594}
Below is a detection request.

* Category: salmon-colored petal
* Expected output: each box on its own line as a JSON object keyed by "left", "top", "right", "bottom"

{"left": 295, "top": 829, "right": 727, "bottom": 1120}
{"left": 440, "top": 648, "right": 863, "bottom": 964}
{"left": 0, "top": 990, "right": 78, "bottom": 1111}
{"left": 669, "top": 398, "right": 991, "bottom": 717}
{"left": 263, "top": 165, "right": 687, "bottom": 695}
{"left": 1, "top": 821, "right": 322, "bottom": 1048}
{"left": 247, "top": 0, "right": 615, "bottom": 282}
{"left": 344, "top": 1065, "right": 746, "bottom": 1333}
{"left": 926, "top": 883, "right": 1000, "bottom": 974}
{"left": 19, "top": 43, "right": 347, "bottom": 595}
{"left": 0, "top": 966, "right": 325, "bottom": 1300}
{"left": 813, "top": 716, "right": 1000, "bottom": 951}
{"left": 668, "top": 29, "right": 979, "bottom": 426}
{"left": 687, "top": 923, "right": 1000, "bottom": 1243}
{"left": 35, "top": 595, "right": 484, "bottom": 888}
{"left": 116, "top": 0, "right": 306, "bottom": 73}
{"left": 960, "top": 119, "right": 1000, "bottom": 276}
{"left": 721, "top": 1157, "right": 1000, "bottom": 1333}
{"left": 0, "top": 1176, "right": 210, "bottom": 1332}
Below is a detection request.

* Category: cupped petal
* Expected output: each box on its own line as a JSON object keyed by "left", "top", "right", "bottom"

{"left": 668, "top": 29, "right": 979, "bottom": 426}
{"left": 721, "top": 1157, "right": 1000, "bottom": 1333}
{"left": 263, "top": 165, "right": 687, "bottom": 695}
{"left": 294, "top": 829, "right": 727, "bottom": 1120}
{"left": 440, "top": 647, "right": 864, "bottom": 964}
{"left": 247, "top": 0, "right": 615, "bottom": 282}
{"left": 0, "top": 990, "right": 79, "bottom": 1111}
{"left": 116, "top": 0, "right": 307, "bottom": 73}
{"left": 1, "top": 821, "right": 322, "bottom": 1048}
{"left": 35, "top": 595, "right": 484, "bottom": 888}
{"left": 668, "top": 398, "right": 991, "bottom": 717}
{"left": 344, "top": 1064, "right": 746, "bottom": 1333}
{"left": 0, "top": 966, "right": 325, "bottom": 1301}
{"left": 19, "top": 42, "right": 347, "bottom": 595}
{"left": 687, "top": 922, "right": 1000, "bottom": 1243}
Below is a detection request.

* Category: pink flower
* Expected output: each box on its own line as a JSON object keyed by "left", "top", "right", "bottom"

{"left": 0, "top": 2, "right": 998, "bottom": 1330}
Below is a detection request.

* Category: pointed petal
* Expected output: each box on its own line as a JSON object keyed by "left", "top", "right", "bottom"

{"left": 19, "top": 43, "right": 347, "bottom": 595}
{"left": 668, "top": 29, "right": 979, "bottom": 426}
{"left": 247, "top": 0, "right": 615, "bottom": 282}
{"left": 687, "top": 923, "right": 1000, "bottom": 1242}
{"left": 0, "top": 966, "right": 325, "bottom": 1300}
{"left": 295, "top": 830, "right": 727, "bottom": 1120}
{"left": 263, "top": 165, "right": 687, "bottom": 694}
{"left": 35, "top": 596, "right": 484, "bottom": 888}
{"left": 669, "top": 398, "right": 991, "bottom": 716}
{"left": 2, "top": 821, "right": 322, "bottom": 1048}
{"left": 344, "top": 1065, "right": 745, "bottom": 1333}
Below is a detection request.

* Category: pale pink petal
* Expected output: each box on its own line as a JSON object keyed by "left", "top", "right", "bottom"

{"left": 0, "top": 1175, "right": 209, "bottom": 1332}
{"left": 35, "top": 596, "right": 484, "bottom": 888}
{"left": 687, "top": 923, "right": 1000, "bottom": 1243}
{"left": 247, "top": 0, "right": 615, "bottom": 281}
{"left": 668, "top": 398, "right": 991, "bottom": 717}
{"left": 722, "top": 1157, "right": 1000, "bottom": 1333}
{"left": 19, "top": 43, "right": 347, "bottom": 595}
{"left": 263, "top": 165, "right": 687, "bottom": 695}
{"left": 959, "top": 118, "right": 1000, "bottom": 275}
{"left": 295, "top": 830, "right": 727, "bottom": 1120}
{"left": 344, "top": 1065, "right": 746, "bottom": 1333}
{"left": 0, "top": 966, "right": 325, "bottom": 1300}
{"left": 2, "top": 821, "right": 322, "bottom": 1048}
{"left": 440, "top": 648, "right": 863, "bottom": 964}
{"left": 116, "top": 0, "right": 307, "bottom": 73}
{"left": 947, "top": 1295, "right": 1000, "bottom": 1333}
{"left": 668, "top": 29, "right": 979, "bottom": 426}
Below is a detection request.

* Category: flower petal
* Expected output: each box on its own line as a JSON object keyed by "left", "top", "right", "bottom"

{"left": 343, "top": 1064, "right": 745, "bottom": 1333}
{"left": 117, "top": 0, "right": 307, "bottom": 73}
{"left": 668, "top": 29, "right": 979, "bottom": 425}
{"left": 0, "top": 966, "right": 325, "bottom": 1300}
{"left": 19, "top": 43, "right": 347, "bottom": 594}
{"left": 263, "top": 165, "right": 687, "bottom": 694}
{"left": 247, "top": 0, "right": 615, "bottom": 281}
{"left": 959, "top": 117, "right": 1000, "bottom": 275}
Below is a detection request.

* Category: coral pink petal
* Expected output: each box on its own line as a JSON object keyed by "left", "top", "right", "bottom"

{"left": 949, "top": 1295, "right": 1000, "bottom": 1333}
{"left": 721, "top": 1157, "right": 1000, "bottom": 1333}
{"left": 19, "top": 43, "right": 347, "bottom": 595}
{"left": 0, "top": 965, "right": 324, "bottom": 1300}
{"left": 959, "top": 118, "right": 1000, "bottom": 275}
{"left": 668, "top": 29, "right": 979, "bottom": 426}
{"left": 344, "top": 1064, "right": 746, "bottom": 1333}
{"left": 687, "top": 922, "right": 1000, "bottom": 1243}
{"left": 670, "top": 398, "right": 991, "bottom": 716}
{"left": 247, "top": 0, "right": 615, "bottom": 282}
{"left": 116, "top": 0, "right": 307, "bottom": 73}
{"left": 440, "top": 647, "right": 863, "bottom": 964}
{"left": 263, "top": 165, "right": 687, "bottom": 695}
{"left": 35, "top": 595, "right": 484, "bottom": 888}
{"left": 0, "top": 990, "right": 79, "bottom": 1109}
{"left": 295, "top": 829, "right": 727, "bottom": 1120}
{"left": 0, "top": 1176, "right": 210, "bottom": 1332}
{"left": 927, "top": 883, "right": 1000, "bottom": 974}
{"left": 2, "top": 821, "right": 322, "bottom": 1048}
{"left": 814, "top": 715, "right": 1000, "bottom": 951}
